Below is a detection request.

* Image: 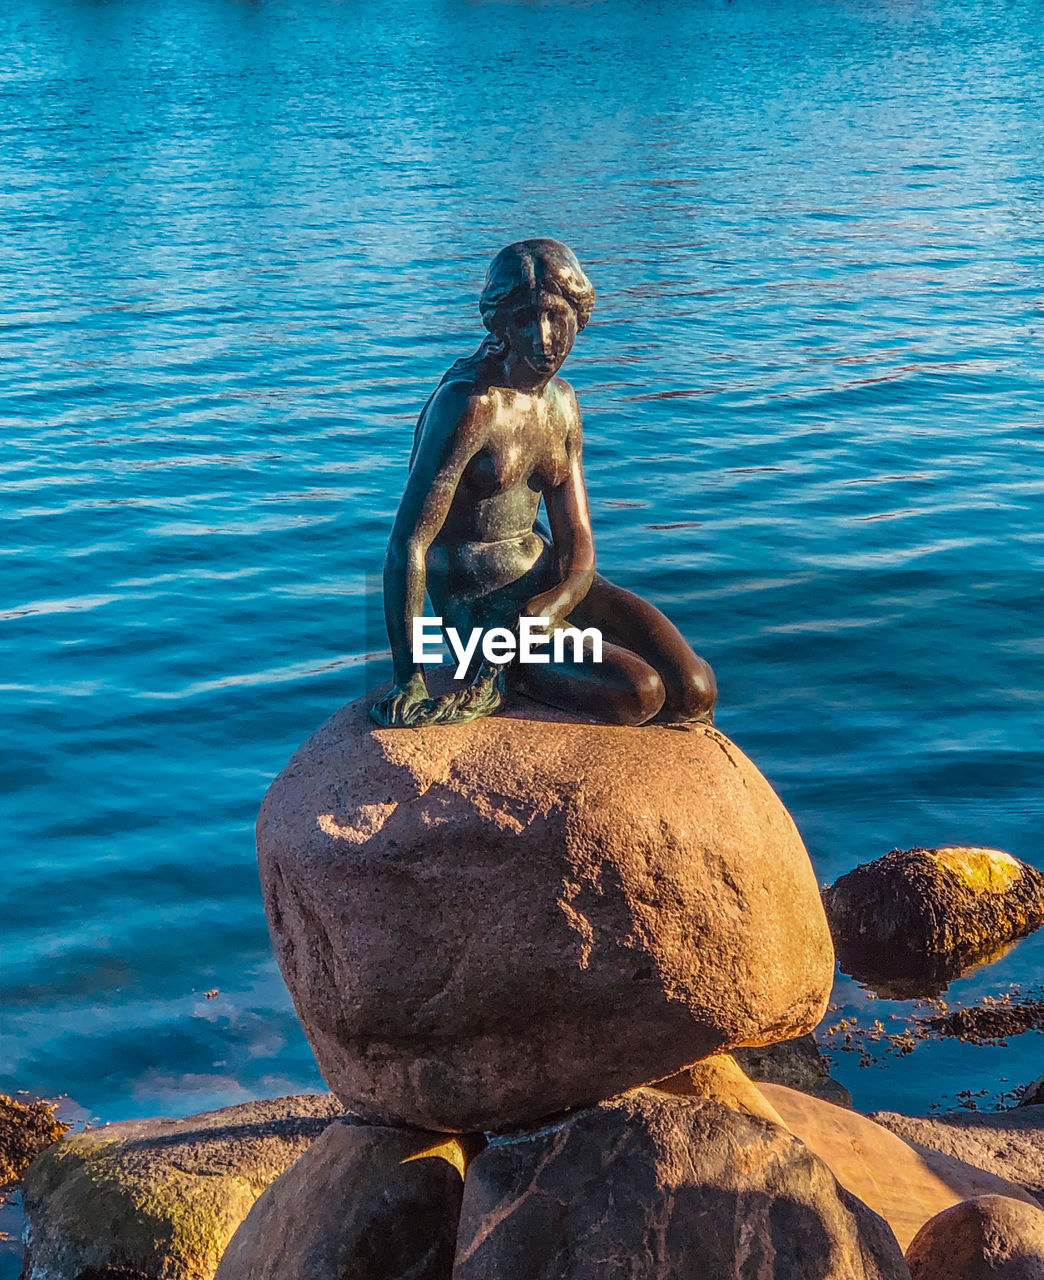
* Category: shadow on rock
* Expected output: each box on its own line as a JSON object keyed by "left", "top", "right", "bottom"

{"left": 453, "top": 1088, "right": 909, "bottom": 1279}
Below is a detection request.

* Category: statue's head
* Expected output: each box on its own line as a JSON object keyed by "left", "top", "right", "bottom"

{"left": 479, "top": 239, "right": 595, "bottom": 378}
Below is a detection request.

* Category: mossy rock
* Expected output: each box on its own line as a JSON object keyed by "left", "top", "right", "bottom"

{"left": 22, "top": 1095, "right": 343, "bottom": 1280}
{"left": 823, "top": 846, "right": 1044, "bottom": 990}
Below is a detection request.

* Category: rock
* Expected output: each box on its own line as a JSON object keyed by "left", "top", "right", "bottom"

{"left": 921, "top": 993, "right": 1043, "bottom": 1043}
{"left": 22, "top": 1094, "right": 343, "bottom": 1280}
{"left": 0, "top": 1094, "right": 68, "bottom": 1185}
{"left": 258, "top": 694, "right": 834, "bottom": 1131}
{"left": 1019, "top": 1076, "right": 1044, "bottom": 1107}
{"left": 653, "top": 1051, "right": 791, "bottom": 1127}
{"left": 905, "top": 1195, "right": 1044, "bottom": 1279}
{"left": 758, "top": 1085, "right": 1041, "bottom": 1251}
{"left": 215, "top": 1120, "right": 473, "bottom": 1280}
{"left": 649, "top": 1058, "right": 1035, "bottom": 1250}
{"left": 452, "top": 1086, "right": 909, "bottom": 1279}
{"left": 823, "top": 847, "right": 1044, "bottom": 990}
{"left": 870, "top": 1108, "right": 1044, "bottom": 1204}
{"left": 734, "top": 1033, "right": 853, "bottom": 1106}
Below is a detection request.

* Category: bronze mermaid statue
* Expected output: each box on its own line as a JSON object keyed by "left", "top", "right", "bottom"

{"left": 371, "top": 238, "right": 716, "bottom": 729}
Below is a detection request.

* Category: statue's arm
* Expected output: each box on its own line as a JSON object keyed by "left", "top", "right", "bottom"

{"left": 527, "top": 390, "right": 596, "bottom": 625}
{"left": 383, "top": 385, "right": 484, "bottom": 686}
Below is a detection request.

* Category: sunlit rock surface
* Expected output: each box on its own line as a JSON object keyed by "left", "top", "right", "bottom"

{"left": 257, "top": 694, "right": 834, "bottom": 1131}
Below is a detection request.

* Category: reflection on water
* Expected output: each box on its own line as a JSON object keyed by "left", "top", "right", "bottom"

{"left": 2, "top": 0, "right": 1043, "bottom": 1122}
{"left": 835, "top": 937, "right": 1021, "bottom": 1003}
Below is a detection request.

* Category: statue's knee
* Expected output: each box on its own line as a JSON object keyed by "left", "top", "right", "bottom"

{"left": 673, "top": 659, "right": 717, "bottom": 720}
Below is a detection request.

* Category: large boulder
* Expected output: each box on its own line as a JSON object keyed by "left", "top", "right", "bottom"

{"left": 451, "top": 1087, "right": 910, "bottom": 1279}
{"left": 21, "top": 1095, "right": 343, "bottom": 1280}
{"left": 216, "top": 1121, "right": 473, "bottom": 1280}
{"left": 871, "top": 1108, "right": 1044, "bottom": 1205}
{"left": 823, "top": 847, "right": 1044, "bottom": 991}
{"left": 257, "top": 695, "right": 834, "bottom": 1131}
{"left": 905, "top": 1195, "right": 1044, "bottom": 1279}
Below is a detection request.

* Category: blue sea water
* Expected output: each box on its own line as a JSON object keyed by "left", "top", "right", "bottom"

{"left": 3, "top": 0, "right": 1042, "bottom": 1140}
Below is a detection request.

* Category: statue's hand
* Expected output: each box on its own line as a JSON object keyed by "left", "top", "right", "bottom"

{"left": 370, "top": 673, "right": 430, "bottom": 728}
{"left": 417, "top": 662, "right": 506, "bottom": 726}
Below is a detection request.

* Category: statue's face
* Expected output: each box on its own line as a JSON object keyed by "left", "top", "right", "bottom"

{"left": 502, "top": 289, "right": 578, "bottom": 378}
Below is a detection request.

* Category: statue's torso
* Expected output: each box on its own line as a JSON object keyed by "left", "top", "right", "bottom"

{"left": 427, "top": 379, "right": 576, "bottom": 627}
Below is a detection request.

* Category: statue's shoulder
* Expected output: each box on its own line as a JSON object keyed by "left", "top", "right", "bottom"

{"left": 411, "top": 371, "right": 495, "bottom": 465}
{"left": 547, "top": 375, "right": 581, "bottom": 431}
{"left": 548, "top": 373, "right": 579, "bottom": 403}
{"left": 423, "top": 373, "right": 498, "bottom": 425}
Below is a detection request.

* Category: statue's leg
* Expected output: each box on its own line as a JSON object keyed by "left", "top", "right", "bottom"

{"left": 571, "top": 575, "right": 717, "bottom": 724}
{"left": 514, "top": 639, "right": 665, "bottom": 726}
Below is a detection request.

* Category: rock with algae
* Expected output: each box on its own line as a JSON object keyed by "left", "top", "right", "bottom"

{"left": 0, "top": 1095, "right": 69, "bottom": 1186}
{"left": 823, "top": 846, "right": 1044, "bottom": 989}
{"left": 21, "top": 1094, "right": 343, "bottom": 1280}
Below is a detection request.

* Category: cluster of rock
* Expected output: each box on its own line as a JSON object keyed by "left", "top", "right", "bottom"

{"left": 21, "top": 1087, "right": 1044, "bottom": 1279}
{"left": 20, "top": 695, "right": 1044, "bottom": 1277}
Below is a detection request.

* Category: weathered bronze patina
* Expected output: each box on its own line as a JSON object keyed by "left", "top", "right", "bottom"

{"left": 371, "top": 239, "right": 716, "bottom": 728}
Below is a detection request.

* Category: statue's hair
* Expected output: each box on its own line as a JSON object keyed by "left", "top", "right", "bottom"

{"left": 479, "top": 238, "right": 596, "bottom": 335}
